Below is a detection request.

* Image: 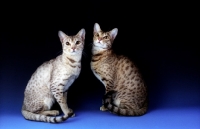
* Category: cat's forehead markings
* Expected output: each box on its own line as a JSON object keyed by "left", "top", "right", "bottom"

{"left": 97, "top": 31, "right": 103, "bottom": 34}
{"left": 105, "top": 32, "right": 109, "bottom": 36}
{"left": 100, "top": 32, "right": 109, "bottom": 36}
{"left": 65, "top": 36, "right": 79, "bottom": 42}
{"left": 72, "top": 36, "right": 80, "bottom": 42}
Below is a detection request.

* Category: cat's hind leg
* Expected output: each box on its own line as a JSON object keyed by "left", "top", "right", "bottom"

{"left": 41, "top": 97, "right": 60, "bottom": 116}
{"left": 40, "top": 110, "right": 59, "bottom": 116}
{"left": 38, "top": 104, "right": 60, "bottom": 116}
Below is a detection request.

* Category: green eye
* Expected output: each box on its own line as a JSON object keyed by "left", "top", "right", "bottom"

{"left": 66, "top": 42, "right": 70, "bottom": 45}
{"left": 76, "top": 41, "right": 80, "bottom": 45}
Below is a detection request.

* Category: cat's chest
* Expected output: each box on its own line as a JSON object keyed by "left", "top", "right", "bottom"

{"left": 62, "top": 63, "right": 81, "bottom": 76}
{"left": 91, "top": 65, "right": 106, "bottom": 86}
{"left": 54, "top": 66, "right": 80, "bottom": 91}
{"left": 52, "top": 62, "right": 81, "bottom": 81}
{"left": 64, "top": 75, "right": 76, "bottom": 91}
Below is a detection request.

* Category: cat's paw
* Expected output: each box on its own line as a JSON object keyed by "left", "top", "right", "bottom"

{"left": 70, "top": 113, "right": 75, "bottom": 117}
{"left": 41, "top": 110, "right": 59, "bottom": 116}
{"left": 68, "top": 108, "right": 75, "bottom": 117}
{"left": 54, "top": 110, "right": 60, "bottom": 116}
{"left": 100, "top": 105, "right": 108, "bottom": 111}
{"left": 52, "top": 110, "right": 60, "bottom": 116}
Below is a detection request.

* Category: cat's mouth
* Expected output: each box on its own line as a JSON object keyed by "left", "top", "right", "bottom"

{"left": 93, "top": 43, "right": 108, "bottom": 50}
{"left": 93, "top": 42, "right": 102, "bottom": 47}
{"left": 71, "top": 48, "right": 77, "bottom": 53}
{"left": 94, "top": 41, "right": 102, "bottom": 45}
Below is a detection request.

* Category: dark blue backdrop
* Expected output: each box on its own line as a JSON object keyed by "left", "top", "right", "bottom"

{"left": 0, "top": 1, "right": 199, "bottom": 129}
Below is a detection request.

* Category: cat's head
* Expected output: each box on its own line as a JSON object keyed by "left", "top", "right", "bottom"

{"left": 58, "top": 29, "right": 85, "bottom": 56}
{"left": 93, "top": 23, "right": 118, "bottom": 50}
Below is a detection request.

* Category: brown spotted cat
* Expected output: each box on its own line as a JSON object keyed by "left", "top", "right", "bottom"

{"left": 91, "top": 23, "right": 148, "bottom": 116}
{"left": 21, "top": 29, "right": 85, "bottom": 123}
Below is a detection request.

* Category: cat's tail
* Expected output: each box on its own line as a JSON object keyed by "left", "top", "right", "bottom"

{"left": 21, "top": 109, "right": 71, "bottom": 123}
{"left": 104, "top": 102, "right": 147, "bottom": 116}
{"left": 103, "top": 91, "right": 148, "bottom": 116}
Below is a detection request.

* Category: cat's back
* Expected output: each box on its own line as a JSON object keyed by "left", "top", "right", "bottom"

{"left": 116, "top": 55, "right": 140, "bottom": 75}
{"left": 33, "top": 55, "right": 64, "bottom": 75}
{"left": 26, "top": 58, "right": 55, "bottom": 88}
{"left": 34, "top": 59, "right": 55, "bottom": 76}
{"left": 116, "top": 55, "right": 135, "bottom": 67}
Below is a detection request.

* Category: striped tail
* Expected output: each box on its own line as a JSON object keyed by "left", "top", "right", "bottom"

{"left": 21, "top": 110, "right": 70, "bottom": 123}
{"left": 103, "top": 91, "right": 148, "bottom": 116}
{"left": 104, "top": 102, "right": 147, "bottom": 116}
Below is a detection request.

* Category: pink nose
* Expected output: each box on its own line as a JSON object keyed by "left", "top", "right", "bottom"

{"left": 72, "top": 47, "right": 75, "bottom": 51}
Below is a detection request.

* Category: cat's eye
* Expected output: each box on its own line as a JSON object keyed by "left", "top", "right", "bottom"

{"left": 76, "top": 41, "right": 80, "bottom": 45}
{"left": 95, "top": 33, "right": 99, "bottom": 37}
{"left": 66, "top": 42, "right": 70, "bottom": 45}
{"left": 104, "top": 36, "right": 108, "bottom": 39}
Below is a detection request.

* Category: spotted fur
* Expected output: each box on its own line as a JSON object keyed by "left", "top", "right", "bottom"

{"left": 21, "top": 29, "right": 85, "bottom": 123}
{"left": 91, "top": 23, "right": 148, "bottom": 116}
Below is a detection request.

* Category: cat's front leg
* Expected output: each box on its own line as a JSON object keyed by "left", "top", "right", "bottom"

{"left": 101, "top": 88, "right": 116, "bottom": 111}
{"left": 51, "top": 84, "right": 73, "bottom": 118}
{"left": 63, "top": 91, "right": 75, "bottom": 117}
{"left": 100, "top": 93, "right": 109, "bottom": 111}
{"left": 100, "top": 105, "right": 108, "bottom": 111}
{"left": 100, "top": 84, "right": 113, "bottom": 111}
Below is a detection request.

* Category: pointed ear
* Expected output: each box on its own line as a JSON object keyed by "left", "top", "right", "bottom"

{"left": 94, "top": 23, "right": 101, "bottom": 33}
{"left": 58, "top": 31, "right": 68, "bottom": 43}
{"left": 110, "top": 28, "right": 118, "bottom": 40}
{"left": 77, "top": 28, "right": 85, "bottom": 40}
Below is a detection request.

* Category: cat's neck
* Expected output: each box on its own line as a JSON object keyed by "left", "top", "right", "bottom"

{"left": 92, "top": 47, "right": 114, "bottom": 60}
{"left": 92, "top": 46, "right": 113, "bottom": 55}
{"left": 61, "top": 53, "right": 82, "bottom": 65}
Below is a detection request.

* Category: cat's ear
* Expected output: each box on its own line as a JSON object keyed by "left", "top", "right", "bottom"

{"left": 76, "top": 28, "right": 85, "bottom": 40}
{"left": 94, "top": 23, "right": 101, "bottom": 33}
{"left": 110, "top": 28, "right": 118, "bottom": 40}
{"left": 58, "top": 31, "right": 68, "bottom": 43}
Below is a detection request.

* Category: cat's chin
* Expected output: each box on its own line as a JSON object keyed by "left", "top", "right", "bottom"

{"left": 94, "top": 47, "right": 109, "bottom": 52}
{"left": 93, "top": 44, "right": 108, "bottom": 50}
{"left": 69, "top": 52, "right": 80, "bottom": 56}
{"left": 64, "top": 51, "right": 81, "bottom": 56}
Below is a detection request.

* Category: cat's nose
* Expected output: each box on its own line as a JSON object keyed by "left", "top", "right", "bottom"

{"left": 72, "top": 47, "right": 76, "bottom": 52}
{"left": 98, "top": 37, "right": 102, "bottom": 41}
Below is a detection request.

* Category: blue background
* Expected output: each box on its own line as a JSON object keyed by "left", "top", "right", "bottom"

{"left": 0, "top": 1, "right": 199, "bottom": 129}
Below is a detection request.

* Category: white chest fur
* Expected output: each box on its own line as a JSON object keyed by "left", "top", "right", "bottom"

{"left": 91, "top": 68, "right": 105, "bottom": 87}
{"left": 64, "top": 75, "right": 76, "bottom": 91}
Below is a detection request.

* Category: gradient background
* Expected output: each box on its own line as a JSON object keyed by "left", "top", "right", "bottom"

{"left": 0, "top": 1, "right": 199, "bottom": 129}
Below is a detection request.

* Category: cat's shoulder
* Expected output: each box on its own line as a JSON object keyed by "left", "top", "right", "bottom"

{"left": 117, "top": 54, "right": 136, "bottom": 65}
{"left": 38, "top": 58, "right": 57, "bottom": 68}
{"left": 117, "top": 54, "right": 130, "bottom": 60}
